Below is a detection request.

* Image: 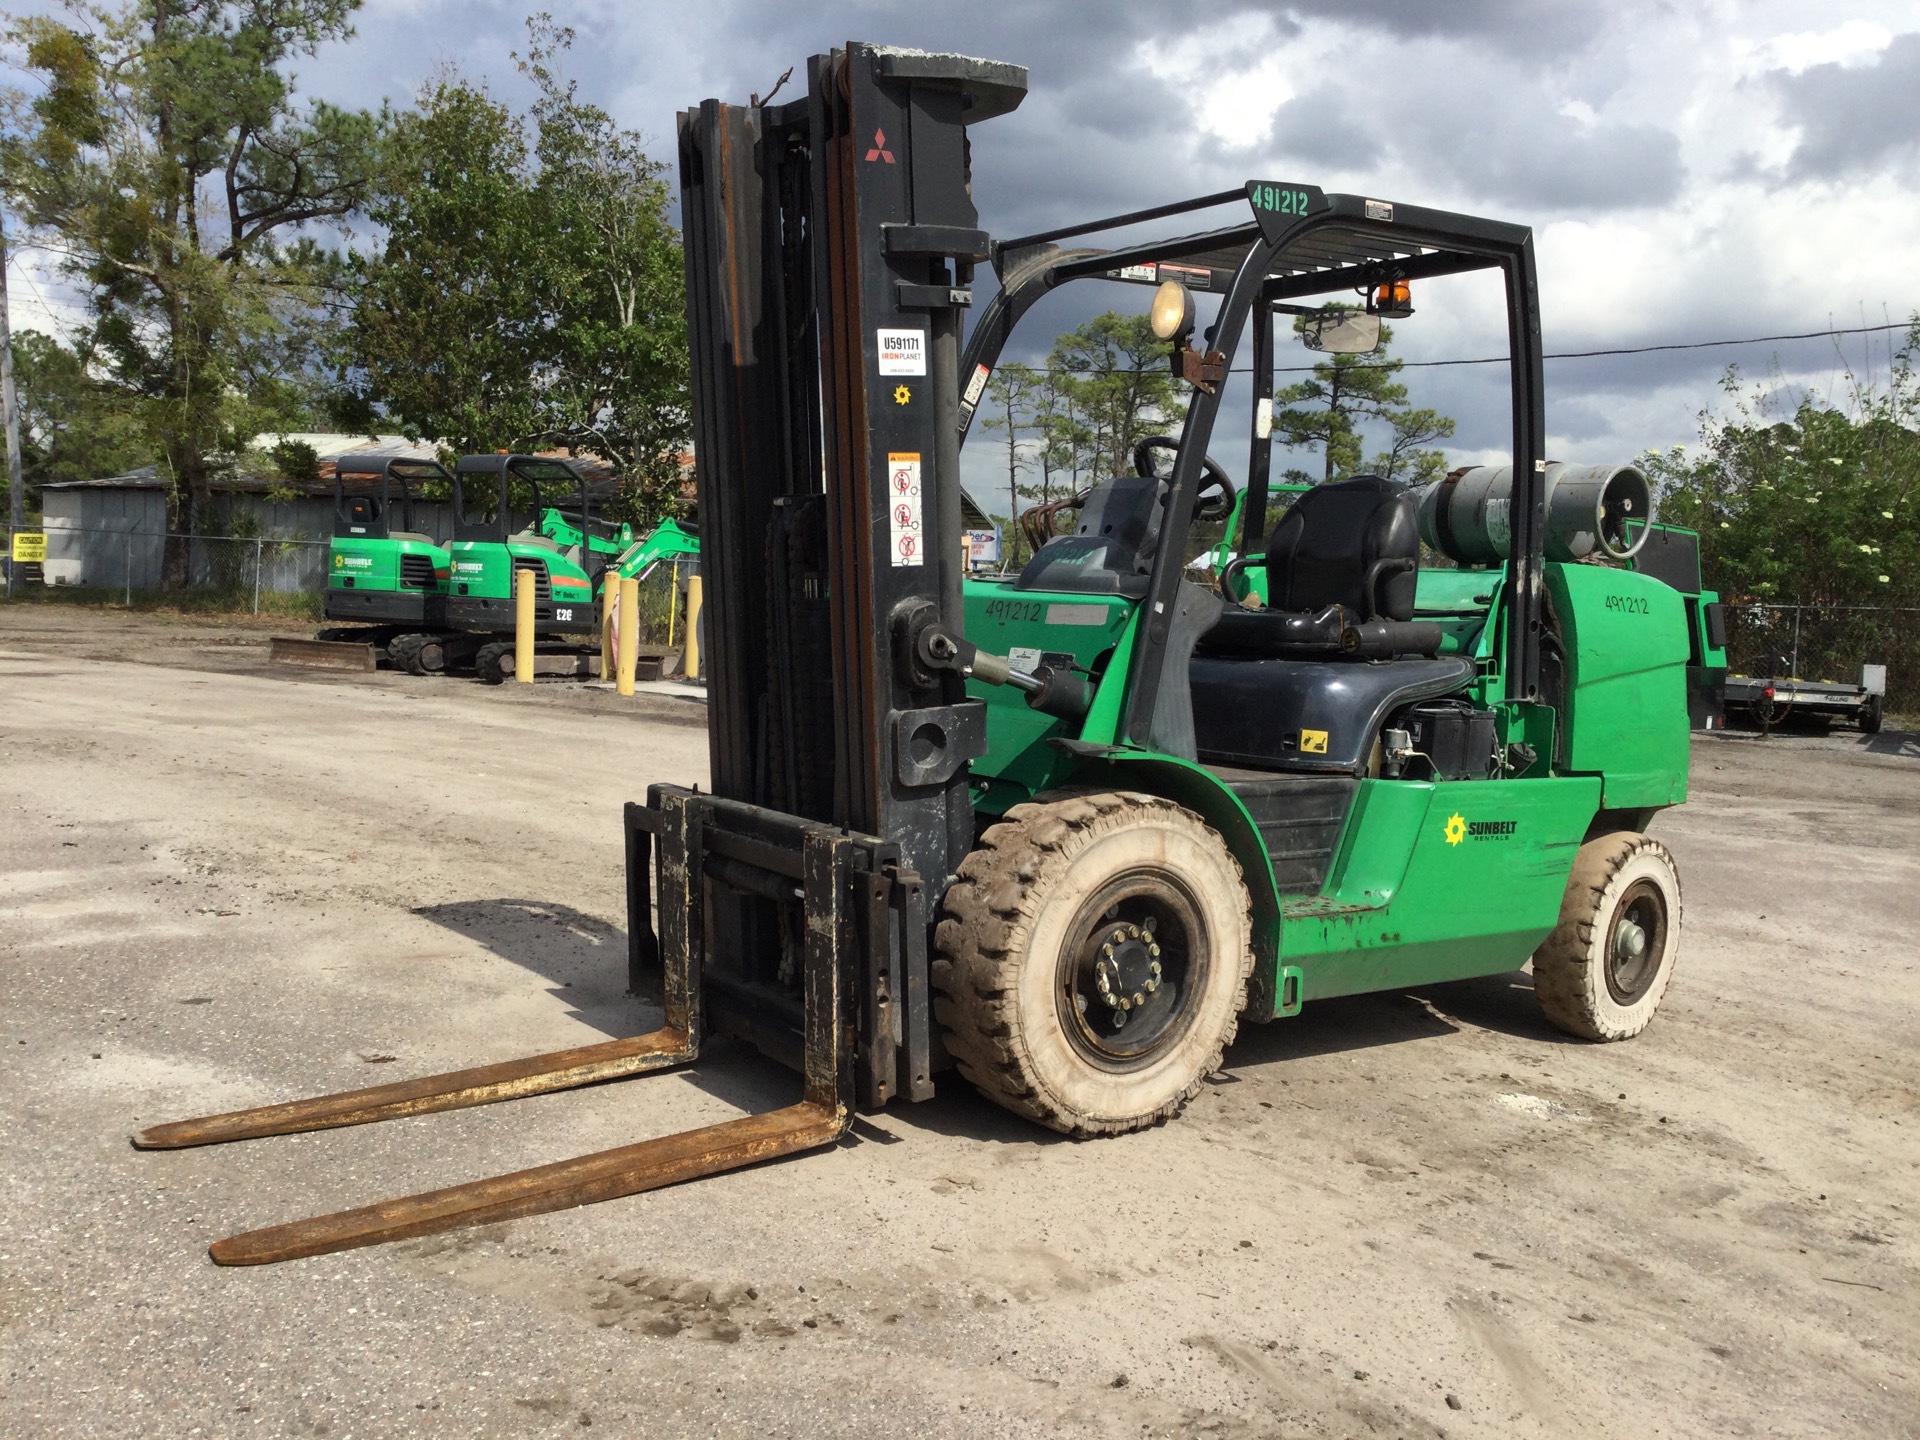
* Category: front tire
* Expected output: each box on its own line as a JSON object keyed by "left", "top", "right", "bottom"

{"left": 1533, "top": 832, "right": 1682, "bottom": 1041}
{"left": 933, "top": 792, "right": 1253, "bottom": 1136}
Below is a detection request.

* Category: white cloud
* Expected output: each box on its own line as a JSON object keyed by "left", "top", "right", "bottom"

{"left": 1739, "top": 18, "right": 1894, "bottom": 76}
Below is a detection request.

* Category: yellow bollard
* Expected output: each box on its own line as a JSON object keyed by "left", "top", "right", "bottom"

{"left": 684, "top": 575, "right": 703, "bottom": 681}
{"left": 616, "top": 576, "right": 639, "bottom": 696}
{"left": 514, "top": 566, "right": 535, "bottom": 683}
{"left": 665, "top": 559, "right": 678, "bottom": 649}
{"left": 599, "top": 572, "right": 615, "bottom": 680}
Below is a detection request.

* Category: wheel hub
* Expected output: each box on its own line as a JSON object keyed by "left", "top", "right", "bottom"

{"left": 1604, "top": 880, "right": 1667, "bottom": 1004}
{"left": 1613, "top": 917, "right": 1647, "bottom": 963}
{"left": 1091, "top": 920, "right": 1162, "bottom": 1029}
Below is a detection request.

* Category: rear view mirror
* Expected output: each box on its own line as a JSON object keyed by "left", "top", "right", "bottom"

{"left": 1300, "top": 310, "right": 1381, "bottom": 354}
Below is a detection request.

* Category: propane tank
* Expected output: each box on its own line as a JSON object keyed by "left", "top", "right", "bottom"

{"left": 1412, "top": 462, "right": 1653, "bottom": 565}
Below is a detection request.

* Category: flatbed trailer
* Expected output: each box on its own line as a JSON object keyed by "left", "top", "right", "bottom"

{"left": 1724, "top": 668, "right": 1885, "bottom": 734}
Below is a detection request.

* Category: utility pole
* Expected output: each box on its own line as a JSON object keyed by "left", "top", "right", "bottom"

{"left": 1, "top": 208, "right": 24, "bottom": 599}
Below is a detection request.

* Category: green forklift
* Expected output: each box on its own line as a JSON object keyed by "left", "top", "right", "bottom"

{"left": 319, "top": 455, "right": 453, "bottom": 641}
{"left": 137, "top": 43, "right": 1692, "bottom": 1263}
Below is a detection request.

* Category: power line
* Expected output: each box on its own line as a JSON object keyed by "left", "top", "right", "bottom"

{"left": 1275, "top": 320, "right": 1916, "bottom": 373}
{"left": 989, "top": 320, "right": 1916, "bottom": 379}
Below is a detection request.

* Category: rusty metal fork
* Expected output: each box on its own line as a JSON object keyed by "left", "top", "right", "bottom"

{"left": 207, "top": 1100, "right": 845, "bottom": 1265}
{"left": 138, "top": 793, "right": 865, "bottom": 1267}
{"left": 132, "top": 1028, "right": 697, "bottom": 1150}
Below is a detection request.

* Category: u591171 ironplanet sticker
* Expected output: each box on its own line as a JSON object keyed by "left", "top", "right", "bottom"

{"left": 877, "top": 329, "right": 927, "bottom": 376}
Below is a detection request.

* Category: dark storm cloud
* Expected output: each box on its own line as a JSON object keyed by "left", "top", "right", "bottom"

{"left": 1262, "top": 87, "right": 1387, "bottom": 170}
{"left": 1413, "top": 110, "right": 1684, "bottom": 210}
{"left": 1769, "top": 31, "right": 1920, "bottom": 180}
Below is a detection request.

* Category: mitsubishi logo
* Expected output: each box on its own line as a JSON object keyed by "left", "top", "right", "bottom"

{"left": 864, "top": 128, "right": 895, "bottom": 163}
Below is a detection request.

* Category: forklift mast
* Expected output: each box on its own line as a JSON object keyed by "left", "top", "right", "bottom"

{"left": 659, "top": 44, "right": 1026, "bottom": 1106}
{"left": 681, "top": 44, "right": 1024, "bottom": 880}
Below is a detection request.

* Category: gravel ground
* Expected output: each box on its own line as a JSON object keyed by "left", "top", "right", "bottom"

{"left": 1, "top": 605, "right": 1916, "bottom": 1439}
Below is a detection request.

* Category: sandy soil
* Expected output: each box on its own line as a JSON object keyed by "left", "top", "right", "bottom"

{"left": 2, "top": 605, "right": 1916, "bottom": 1439}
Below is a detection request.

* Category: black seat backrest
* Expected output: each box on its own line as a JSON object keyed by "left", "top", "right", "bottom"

{"left": 346, "top": 495, "right": 380, "bottom": 526}
{"left": 1265, "top": 474, "right": 1419, "bottom": 621}
{"left": 1012, "top": 475, "right": 1166, "bottom": 594}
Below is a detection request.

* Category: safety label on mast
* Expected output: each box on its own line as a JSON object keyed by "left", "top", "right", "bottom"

{"left": 887, "top": 452, "right": 924, "bottom": 567}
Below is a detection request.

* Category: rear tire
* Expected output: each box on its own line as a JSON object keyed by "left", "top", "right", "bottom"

{"left": 1533, "top": 832, "right": 1682, "bottom": 1041}
{"left": 933, "top": 792, "right": 1253, "bottom": 1136}
{"left": 1860, "top": 695, "right": 1884, "bottom": 735}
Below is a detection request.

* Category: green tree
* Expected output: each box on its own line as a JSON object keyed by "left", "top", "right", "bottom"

{"left": 1047, "top": 312, "right": 1180, "bottom": 479}
{"left": 347, "top": 79, "right": 541, "bottom": 458}
{"left": 347, "top": 18, "right": 690, "bottom": 521}
{"left": 519, "top": 17, "right": 688, "bottom": 517}
{"left": 1645, "top": 325, "right": 1920, "bottom": 607}
{"left": 979, "top": 363, "right": 1035, "bottom": 559}
{"left": 1272, "top": 318, "right": 1454, "bottom": 484}
{"left": 8, "top": 327, "right": 151, "bottom": 492}
{"left": 1, "top": 0, "right": 384, "bottom": 572}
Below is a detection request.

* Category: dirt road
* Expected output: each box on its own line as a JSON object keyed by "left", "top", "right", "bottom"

{"left": 2, "top": 608, "right": 1916, "bottom": 1438}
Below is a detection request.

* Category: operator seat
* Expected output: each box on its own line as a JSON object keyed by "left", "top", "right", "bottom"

{"left": 1190, "top": 476, "right": 1472, "bottom": 775}
{"left": 1202, "top": 474, "right": 1440, "bottom": 660}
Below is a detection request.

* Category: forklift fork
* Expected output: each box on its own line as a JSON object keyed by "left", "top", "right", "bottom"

{"left": 134, "top": 787, "right": 879, "bottom": 1266}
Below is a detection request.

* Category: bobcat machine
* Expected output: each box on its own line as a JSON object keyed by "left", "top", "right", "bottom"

{"left": 319, "top": 455, "right": 453, "bottom": 640}
{"left": 136, "top": 43, "right": 1691, "bottom": 1264}
{"left": 386, "top": 453, "right": 610, "bottom": 681}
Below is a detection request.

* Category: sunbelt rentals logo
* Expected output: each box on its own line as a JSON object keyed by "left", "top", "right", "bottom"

{"left": 1445, "top": 813, "right": 1517, "bottom": 846}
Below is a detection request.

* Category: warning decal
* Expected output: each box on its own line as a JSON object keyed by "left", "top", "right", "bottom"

{"left": 963, "top": 363, "right": 991, "bottom": 408}
{"left": 877, "top": 329, "right": 927, "bottom": 376}
{"left": 887, "top": 452, "right": 924, "bottom": 568}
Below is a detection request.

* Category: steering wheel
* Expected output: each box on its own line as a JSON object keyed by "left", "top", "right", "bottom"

{"left": 1132, "top": 436, "right": 1237, "bottom": 522}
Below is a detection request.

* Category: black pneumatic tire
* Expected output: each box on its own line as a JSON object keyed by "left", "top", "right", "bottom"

{"left": 1533, "top": 832, "right": 1682, "bottom": 1041}
{"left": 933, "top": 791, "right": 1254, "bottom": 1136}
{"left": 386, "top": 632, "right": 427, "bottom": 675}
{"left": 1860, "top": 695, "right": 1884, "bottom": 735}
{"left": 474, "top": 641, "right": 514, "bottom": 686}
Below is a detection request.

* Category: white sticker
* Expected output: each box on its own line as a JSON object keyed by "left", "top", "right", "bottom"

{"left": 886, "top": 452, "right": 924, "bottom": 567}
{"left": 1046, "top": 603, "right": 1109, "bottom": 626}
{"left": 1007, "top": 646, "right": 1043, "bottom": 673}
{"left": 1365, "top": 198, "right": 1393, "bottom": 222}
{"left": 1115, "top": 264, "right": 1157, "bottom": 282}
{"left": 963, "top": 363, "right": 991, "bottom": 408}
{"left": 877, "top": 329, "right": 927, "bottom": 376}
{"left": 1255, "top": 397, "right": 1273, "bottom": 440}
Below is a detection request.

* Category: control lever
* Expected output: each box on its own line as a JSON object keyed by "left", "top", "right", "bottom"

{"left": 917, "top": 625, "right": 1092, "bottom": 721}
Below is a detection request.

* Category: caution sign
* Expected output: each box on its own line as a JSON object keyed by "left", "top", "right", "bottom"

{"left": 10, "top": 531, "right": 46, "bottom": 564}
{"left": 887, "top": 453, "right": 923, "bottom": 568}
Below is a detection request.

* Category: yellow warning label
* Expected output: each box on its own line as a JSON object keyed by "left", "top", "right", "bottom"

{"left": 10, "top": 531, "right": 46, "bottom": 563}
{"left": 1300, "top": 728, "right": 1328, "bottom": 754}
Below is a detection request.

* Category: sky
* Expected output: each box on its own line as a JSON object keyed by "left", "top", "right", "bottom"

{"left": 7, "top": 0, "right": 1919, "bottom": 491}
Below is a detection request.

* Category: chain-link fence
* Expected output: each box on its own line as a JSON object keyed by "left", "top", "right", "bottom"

{"left": 1722, "top": 602, "right": 1917, "bottom": 711}
{"left": 4, "top": 522, "right": 329, "bottom": 615}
